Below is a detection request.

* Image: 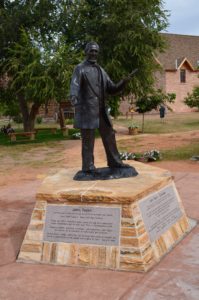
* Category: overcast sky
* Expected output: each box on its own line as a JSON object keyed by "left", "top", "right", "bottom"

{"left": 162, "top": 0, "right": 199, "bottom": 36}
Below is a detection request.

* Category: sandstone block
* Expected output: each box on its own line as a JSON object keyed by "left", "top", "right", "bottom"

{"left": 17, "top": 162, "right": 195, "bottom": 272}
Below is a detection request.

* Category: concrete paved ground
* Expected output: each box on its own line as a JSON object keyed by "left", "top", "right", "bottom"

{"left": 0, "top": 168, "right": 199, "bottom": 300}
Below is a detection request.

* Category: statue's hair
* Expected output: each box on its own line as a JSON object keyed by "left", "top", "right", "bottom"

{"left": 84, "top": 42, "right": 99, "bottom": 53}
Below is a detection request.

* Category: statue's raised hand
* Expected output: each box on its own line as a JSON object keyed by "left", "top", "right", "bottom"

{"left": 123, "top": 68, "right": 138, "bottom": 82}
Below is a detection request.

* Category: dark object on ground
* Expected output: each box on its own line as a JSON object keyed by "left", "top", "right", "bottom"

{"left": 159, "top": 105, "right": 166, "bottom": 118}
{"left": 1, "top": 124, "right": 15, "bottom": 134}
{"left": 73, "top": 166, "right": 138, "bottom": 181}
{"left": 190, "top": 155, "right": 199, "bottom": 161}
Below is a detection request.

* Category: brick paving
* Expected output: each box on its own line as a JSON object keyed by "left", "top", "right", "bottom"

{"left": 0, "top": 136, "right": 198, "bottom": 299}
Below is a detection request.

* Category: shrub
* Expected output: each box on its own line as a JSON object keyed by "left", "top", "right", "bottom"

{"left": 13, "top": 115, "right": 23, "bottom": 124}
{"left": 36, "top": 116, "right": 43, "bottom": 124}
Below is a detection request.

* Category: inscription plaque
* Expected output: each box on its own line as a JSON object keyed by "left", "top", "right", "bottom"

{"left": 43, "top": 205, "right": 121, "bottom": 246}
{"left": 139, "top": 184, "right": 183, "bottom": 242}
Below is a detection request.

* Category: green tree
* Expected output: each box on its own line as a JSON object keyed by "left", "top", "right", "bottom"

{"left": 1, "top": 30, "right": 81, "bottom": 131}
{"left": 60, "top": 0, "right": 169, "bottom": 116}
{"left": 2, "top": 30, "right": 53, "bottom": 131}
{"left": 136, "top": 90, "right": 175, "bottom": 132}
{"left": 0, "top": 1, "right": 80, "bottom": 131}
{"left": 0, "top": 0, "right": 170, "bottom": 129}
{"left": 0, "top": 0, "right": 60, "bottom": 58}
{"left": 184, "top": 86, "right": 199, "bottom": 110}
{"left": 0, "top": 0, "right": 61, "bottom": 130}
{"left": 44, "top": 39, "right": 82, "bottom": 128}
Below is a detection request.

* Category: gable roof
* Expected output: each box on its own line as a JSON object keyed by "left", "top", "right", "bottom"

{"left": 176, "top": 57, "right": 194, "bottom": 70}
{"left": 157, "top": 33, "right": 199, "bottom": 70}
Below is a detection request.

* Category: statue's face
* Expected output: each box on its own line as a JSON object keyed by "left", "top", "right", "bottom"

{"left": 86, "top": 47, "right": 99, "bottom": 63}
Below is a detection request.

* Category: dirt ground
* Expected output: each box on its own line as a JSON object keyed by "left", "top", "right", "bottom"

{"left": 1, "top": 127, "right": 198, "bottom": 188}
{"left": 0, "top": 127, "right": 199, "bottom": 300}
{"left": 115, "top": 126, "right": 199, "bottom": 151}
{"left": 131, "top": 131, "right": 198, "bottom": 151}
{"left": 116, "top": 128, "right": 199, "bottom": 173}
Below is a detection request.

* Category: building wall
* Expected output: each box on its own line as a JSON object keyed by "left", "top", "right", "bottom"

{"left": 39, "top": 100, "right": 58, "bottom": 118}
{"left": 119, "top": 33, "right": 199, "bottom": 114}
{"left": 119, "top": 67, "right": 199, "bottom": 115}
{"left": 155, "top": 70, "right": 166, "bottom": 92}
{"left": 119, "top": 95, "right": 134, "bottom": 116}
{"left": 165, "top": 69, "right": 199, "bottom": 112}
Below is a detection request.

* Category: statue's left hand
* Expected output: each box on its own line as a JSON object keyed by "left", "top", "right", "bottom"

{"left": 123, "top": 68, "right": 138, "bottom": 82}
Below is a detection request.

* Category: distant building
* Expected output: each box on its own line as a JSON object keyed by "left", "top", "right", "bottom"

{"left": 39, "top": 33, "right": 199, "bottom": 118}
{"left": 120, "top": 33, "right": 199, "bottom": 115}
{"left": 156, "top": 33, "right": 199, "bottom": 112}
{"left": 39, "top": 100, "right": 74, "bottom": 120}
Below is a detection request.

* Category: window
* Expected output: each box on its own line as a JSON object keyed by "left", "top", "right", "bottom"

{"left": 180, "top": 69, "right": 186, "bottom": 83}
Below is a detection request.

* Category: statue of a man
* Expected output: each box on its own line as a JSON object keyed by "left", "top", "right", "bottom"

{"left": 70, "top": 42, "right": 137, "bottom": 179}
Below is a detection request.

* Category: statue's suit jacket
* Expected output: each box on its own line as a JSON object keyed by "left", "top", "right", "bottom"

{"left": 70, "top": 60, "right": 126, "bottom": 129}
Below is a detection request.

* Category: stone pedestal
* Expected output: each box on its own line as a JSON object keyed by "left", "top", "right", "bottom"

{"left": 17, "top": 162, "right": 195, "bottom": 272}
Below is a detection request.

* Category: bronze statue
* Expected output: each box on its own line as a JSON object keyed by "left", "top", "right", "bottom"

{"left": 70, "top": 42, "right": 138, "bottom": 180}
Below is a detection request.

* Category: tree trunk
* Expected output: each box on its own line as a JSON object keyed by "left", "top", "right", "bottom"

{"left": 142, "top": 113, "right": 145, "bottom": 133}
{"left": 19, "top": 96, "right": 40, "bottom": 132}
{"left": 58, "top": 104, "right": 65, "bottom": 129}
{"left": 29, "top": 102, "right": 40, "bottom": 130}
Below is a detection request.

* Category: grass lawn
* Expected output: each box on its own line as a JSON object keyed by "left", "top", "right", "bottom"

{"left": 0, "top": 122, "right": 101, "bottom": 147}
{"left": 114, "top": 112, "right": 199, "bottom": 134}
{"left": 115, "top": 112, "right": 199, "bottom": 161}
{"left": 161, "top": 143, "right": 199, "bottom": 160}
{"left": 0, "top": 128, "right": 81, "bottom": 146}
{"left": 118, "top": 142, "right": 199, "bottom": 161}
{"left": 0, "top": 112, "right": 198, "bottom": 161}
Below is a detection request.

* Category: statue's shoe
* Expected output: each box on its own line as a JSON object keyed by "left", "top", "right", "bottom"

{"left": 108, "top": 162, "right": 131, "bottom": 168}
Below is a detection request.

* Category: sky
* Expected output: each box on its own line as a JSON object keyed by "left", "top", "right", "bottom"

{"left": 162, "top": 0, "right": 199, "bottom": 36}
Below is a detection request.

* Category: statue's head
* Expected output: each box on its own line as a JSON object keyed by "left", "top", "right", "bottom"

{"left": 85, "top": 42, "right": 99, "bottom": 63}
